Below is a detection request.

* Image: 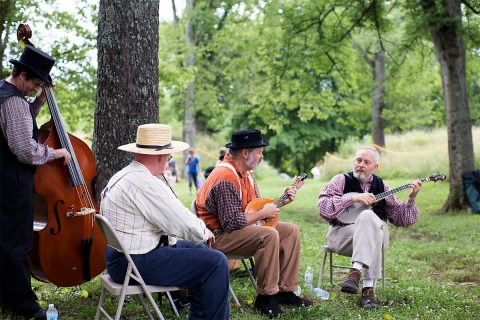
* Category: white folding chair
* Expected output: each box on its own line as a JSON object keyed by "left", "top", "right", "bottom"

{"left": 190, "top": 200, "right": 257, "bottom": 306}
{"left": 95, "top": 214, "right": 181, "bottom": 320}
{"left": 317, "top": 245, "right": 386, "bottom": 290}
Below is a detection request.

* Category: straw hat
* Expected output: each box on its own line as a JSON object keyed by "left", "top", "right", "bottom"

{"left": 118, "top": 124, "right": 189, "bottom": 155}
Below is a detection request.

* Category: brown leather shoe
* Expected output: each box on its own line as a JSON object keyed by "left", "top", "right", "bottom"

{"left": 340, "top": 269, "right": 361, "bottom": 294}
{"left": 361, "top": 287, "right": 379, "bottom": 309}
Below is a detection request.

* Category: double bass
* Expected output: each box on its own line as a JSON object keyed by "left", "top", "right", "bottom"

{"left": 16, "top": 24, "right": 106, "bottom": 287}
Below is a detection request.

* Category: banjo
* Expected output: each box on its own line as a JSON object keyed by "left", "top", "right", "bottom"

{"left": 336, "top": 173, "right": 446, "bottom": 225}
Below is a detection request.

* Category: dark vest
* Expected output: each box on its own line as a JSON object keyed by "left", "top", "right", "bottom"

{"left": 343, "top": 172, "right": 387, "bottom": 221}
{"left": 0, "top": 80, "right": 39, "bottom": 175}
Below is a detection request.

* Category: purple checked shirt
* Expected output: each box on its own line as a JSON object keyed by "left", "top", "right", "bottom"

{"left": 0, "top": 95, "right": 55, "bottom": 165}
{"left": 317, "top": 174, "right": 420, "bottom": 227}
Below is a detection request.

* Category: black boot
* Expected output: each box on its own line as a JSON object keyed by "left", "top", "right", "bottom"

{"left": 273, "top": 291, "right": 313, "bottom": 307}
{"left": 254, "top": 294, "right": 284, "bottom": 318}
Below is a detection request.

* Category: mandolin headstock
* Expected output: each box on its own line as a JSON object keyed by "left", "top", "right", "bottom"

{"left": 292, "top": 173, "right": 308, "bottom": 191}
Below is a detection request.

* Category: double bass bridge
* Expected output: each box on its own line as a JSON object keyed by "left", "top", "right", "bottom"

{"left": 66, "top": 207, "right": 96, "bottom": 218}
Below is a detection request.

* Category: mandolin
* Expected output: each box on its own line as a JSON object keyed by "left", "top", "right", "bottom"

{"left": 336, "top": 173, "right": 446, "bottom": 225}
{"left": 245, "top": 173, "right": 307, "bottom": 228}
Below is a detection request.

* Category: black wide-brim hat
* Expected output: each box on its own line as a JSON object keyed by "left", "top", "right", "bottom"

{"left": 9, "top": 45, "right": 55, "bottom": 85}
{"left": 226, "top": 129, "right": 269, "bottom": 149}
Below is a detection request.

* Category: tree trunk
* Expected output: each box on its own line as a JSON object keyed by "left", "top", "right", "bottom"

{"left": 421, "top": 0, "right": 475, "bottom": 212}
{"left": 182, "top": 0, "right": 196, "bottom": 177}
{"left": 372, "top": 50, "right": 385, "bottom": 147}
{"left": 93, "top": 0, "right": 159, "bottom": 200}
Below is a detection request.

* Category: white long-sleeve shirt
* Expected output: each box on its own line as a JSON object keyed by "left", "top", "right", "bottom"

{"left": 100, "top": 160, "right": 210, "bottom": 254}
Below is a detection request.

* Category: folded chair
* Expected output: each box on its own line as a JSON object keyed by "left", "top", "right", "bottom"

{"left": 95, "top": 214, "right": 180, "bottom": 320}
{"left": 317, "top": 245, "right": 386, "bottom": 290}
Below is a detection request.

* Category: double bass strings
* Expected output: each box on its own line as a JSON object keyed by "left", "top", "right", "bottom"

{"left": 43, "top": 85, "right": 95, "bottom": 223}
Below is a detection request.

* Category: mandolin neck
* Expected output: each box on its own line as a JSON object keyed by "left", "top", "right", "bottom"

{"left": 273, "top": 192, "right": 289, "bottom": 207}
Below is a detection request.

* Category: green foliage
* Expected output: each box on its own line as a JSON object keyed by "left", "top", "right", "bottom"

{"left": 2, "top": 0, "right": 97, "bottom": 135}
{"left": 158, "top": 0, "right": 475, "bottom": 177}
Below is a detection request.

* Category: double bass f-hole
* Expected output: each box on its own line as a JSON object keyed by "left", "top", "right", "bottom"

{"left": 50, "top": 200, "right": 64, "bottom": 235}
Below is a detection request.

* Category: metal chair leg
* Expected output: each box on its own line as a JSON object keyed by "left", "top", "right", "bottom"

{"left": 95, "top": 286, "right": 106, "bottom": 320}
{"left": 229, "top": 285, "right": 241, "bottom": 307}
{"left": 317, "top": 250, "right": 328, "bottom": 289}
{"left": 165, "top": 291, "right": 180, "bottom": 317}
{"left": 241, "top": 259, "right": 257, "bottom": 288}
{"left": 328, "top": 251, "right": 333, "bottom": 286}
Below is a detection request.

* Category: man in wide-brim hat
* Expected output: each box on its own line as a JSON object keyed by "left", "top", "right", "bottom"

{"left": 195, "top": 129, "right": 313, "bottom": 318}
{"left": 0, "top": 45, "right": 71, "bottom": 319}
{"left": 100, "top": 123, "right": 229, "bottom": 320}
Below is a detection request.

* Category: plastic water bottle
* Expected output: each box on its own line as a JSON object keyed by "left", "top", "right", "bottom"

{"left": 312, "top": 287, "right": 331, "bottom": 300}
{"left": 294, "top": 285, "right": 302, "bottom": 296}
{"left": 46, "top": 304, "right": 58, "bottom": 320}
{"left": 304, "top": 266, "right": 313, "bottom": 293}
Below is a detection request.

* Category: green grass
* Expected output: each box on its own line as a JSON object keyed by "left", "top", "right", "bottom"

{"left": 23, "top": 174, "right": 480, "bottom": 320}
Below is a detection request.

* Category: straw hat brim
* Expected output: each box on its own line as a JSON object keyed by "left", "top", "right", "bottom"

{"left": 118, "top": 140, "right": 190, "bottom": 155}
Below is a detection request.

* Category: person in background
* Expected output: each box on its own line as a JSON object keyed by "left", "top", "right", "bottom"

{"left": 100, "top": 124, "right": 229, "bottom": 320}
{"left": 310, "top": 162, "right": 321, "bottom": 180}
{"left": 185, "top": 147, "right": 201, "bottom": 195}
{"left": 167, "top": 156, "right": 178, "bottom": 182}
{"left": 216, "top": 147, "right": 227, "bottom": 165}
{"left": 196, "top": 129, "right": 312, "bottom": 318}
{"left": 317, "top": 146, "right": 422, "bottom": 309}
{"left": 0, "top": 45, "right": 71, "bottom": 319}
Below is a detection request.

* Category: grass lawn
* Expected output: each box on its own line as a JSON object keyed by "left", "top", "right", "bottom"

{"left": 26, "top": 175, "right": 480, "bottom": 320}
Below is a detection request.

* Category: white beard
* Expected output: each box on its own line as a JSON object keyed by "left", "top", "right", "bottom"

{"left": 353, "top": 170, "right": 371, "bottom": 182}
{"left": 246, "top": 154, "right": 260, "bottom": 170}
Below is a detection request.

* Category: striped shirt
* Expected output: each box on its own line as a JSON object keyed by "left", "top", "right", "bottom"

{"left": 0, "top": 95, "right": 54, "bottom": 165}
{"left": 317, "top": 174, "right": 419, "bottom": 227}
{"left": 100, "top": 161, "right": 211, "bottom": 254}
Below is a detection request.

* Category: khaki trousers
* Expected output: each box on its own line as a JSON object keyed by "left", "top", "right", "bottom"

{"left": 326, "top": 210, "right": 389, "bottom": 279}
{"left": 213, "top": 222, "right": 301, "bottom": 295}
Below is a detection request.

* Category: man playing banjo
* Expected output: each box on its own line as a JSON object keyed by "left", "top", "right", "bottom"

{"left": 317, "top": 146, "right": 422, "bottom": 308}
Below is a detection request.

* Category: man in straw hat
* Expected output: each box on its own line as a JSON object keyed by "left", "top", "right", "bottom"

{"left": 100, "top": 123, "right": 229, "bottom": 319}
{"left": 195, "top": 129, "right": 312, "bottom": 318}
{"left": 0, "top": 45, "right": 71, "bottom": 319}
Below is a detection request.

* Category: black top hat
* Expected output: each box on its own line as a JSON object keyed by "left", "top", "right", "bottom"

{"left": 9, "top": 45, "right": 55, "bottom": 85}
{"left": 225, "top": 129, "right": 269, "bottom": 149}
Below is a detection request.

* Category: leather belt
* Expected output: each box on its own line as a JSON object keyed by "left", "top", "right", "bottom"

{"left": 212, "top": 228, "right": 223, "bottom": 236}
{"left": 329, "top": 220, "right": 347, "bottom": 227}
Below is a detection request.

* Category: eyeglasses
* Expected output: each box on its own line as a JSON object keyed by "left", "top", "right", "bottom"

{"left": 168, "top": 155, "right": 173, "bottom": 161}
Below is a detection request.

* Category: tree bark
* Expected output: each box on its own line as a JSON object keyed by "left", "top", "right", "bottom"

{"left": 182, "top": 0, "right": 196, "bottom": 177}
{"left": 421, "top": 0, "right": 475, "bottom": 211}
{"left": 371, "top": 50, "right": 385, "bottom": 147}
{"left": 354, "top": 42, "right": 386, "bottom": 147}
{"left": 93, "top": 0, "right": 159, "bottom": 200}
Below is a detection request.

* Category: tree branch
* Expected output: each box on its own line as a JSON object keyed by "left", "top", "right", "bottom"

{"left": 462, "top": 0, "right": 480, "bottom": 14}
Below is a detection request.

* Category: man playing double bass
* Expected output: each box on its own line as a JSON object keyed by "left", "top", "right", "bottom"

{"left": 0, "top": 45, "right": 71, "bottom": 319}
{"left": 195, "top": 129, "right": 312, "bottom": 318}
